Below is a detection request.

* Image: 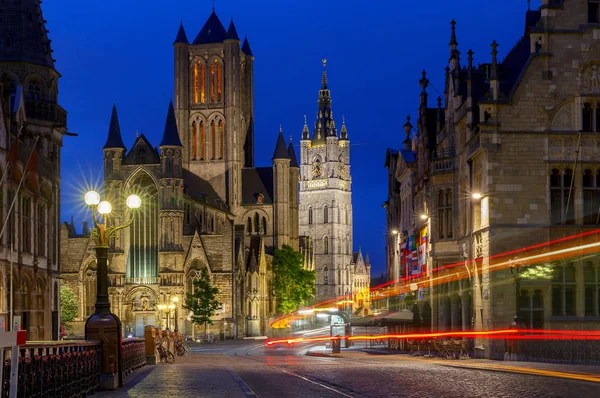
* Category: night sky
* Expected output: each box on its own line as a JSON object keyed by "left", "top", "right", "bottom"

{"left": 48, "top": 0, "right": 540, "bottom": 277}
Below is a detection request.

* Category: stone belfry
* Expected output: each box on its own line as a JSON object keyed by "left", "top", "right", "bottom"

{"left": 299, "top": 60, "right": 353, "bottom": 302}
{"left": 172, "top": 11, "right": 254, "bottom": 211}
{"left": 0, "top": 0, "right": 67, "bottom": 340}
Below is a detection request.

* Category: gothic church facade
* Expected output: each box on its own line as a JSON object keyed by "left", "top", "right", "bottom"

{"left": 61, "top": 11, "right": 298, "bottom": 338}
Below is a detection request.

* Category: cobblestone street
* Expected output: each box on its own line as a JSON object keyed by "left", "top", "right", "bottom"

{"left": 95, "top": 340, "right": 599, "bottom": 397}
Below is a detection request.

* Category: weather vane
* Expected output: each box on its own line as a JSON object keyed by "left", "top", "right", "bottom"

{"left": 212, "top": 0, "right": 215, "bottom": 11}
{"left": 322, "top": 58, "right": 327, "bottom": 68}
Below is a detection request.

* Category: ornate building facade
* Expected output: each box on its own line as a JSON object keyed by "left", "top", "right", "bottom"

{"left": 0, "top": 0, "right": 66, "bottom": 341}
{"left": 298, "top": 63, "right": 370, "bottom": 311}
{"left": 60, "top": 10, "right": 299, "bottom": 338}
{"left": 385, "top": 1, "right": 600, "bottom": 359}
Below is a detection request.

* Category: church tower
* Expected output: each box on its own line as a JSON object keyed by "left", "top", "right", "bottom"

{"left": 299, "top": 61, "right": 353, "bottom": 302}
{"left": 173, "top": 12, "right": 253, "bottom": 211}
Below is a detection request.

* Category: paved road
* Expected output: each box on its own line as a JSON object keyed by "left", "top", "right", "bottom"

{"left": 97, "top": 339, "right": 599, "bottom": 397}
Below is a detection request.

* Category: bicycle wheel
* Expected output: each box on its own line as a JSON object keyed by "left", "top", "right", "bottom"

{"left": 166, "top": 351, "right": 175, "bottom": 364}
{"left": 176, "top": 344, "right": 186, "bottom": 356}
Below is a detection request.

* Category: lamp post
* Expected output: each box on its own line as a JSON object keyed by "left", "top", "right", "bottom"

{"left": 83, "top": 190, "right": 141, "bottom": 390}
{"left": 509, "top": 258, "right": 526, "bottom": 325}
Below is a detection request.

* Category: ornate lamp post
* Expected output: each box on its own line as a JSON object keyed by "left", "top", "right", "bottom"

{"left": 83, "top": 190, "right": 141, "bottom": 389}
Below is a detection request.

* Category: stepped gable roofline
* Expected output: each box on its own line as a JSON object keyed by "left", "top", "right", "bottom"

{"left": 192, "top": 11, "right": 227, "bottom": 44}
{"left": 160, "top": 101, "right": 183, "bottom": 147}
{"left": 0, "top": 0, "right": 56, "bottom": 68}
{"left": 174, "top": 21, "right": 189, "bottom": 44}
{"left": 225, "top": 19, "right": 240, "bottom": 41}
{"left": 242, "top": 35, "right": 253, "bottom": 56}
{"left": 104, "top": 104, "right": 126, "bottom": 150}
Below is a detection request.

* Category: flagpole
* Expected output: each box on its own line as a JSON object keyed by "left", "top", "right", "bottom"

{"left": 9, "top": 241, "right": 13, "bottom": 331}
{"left": 0, "top": 124, "right": 24, "bottom": 190}
{"left": 0, "top": 136, "right": 39, "bottom": 241}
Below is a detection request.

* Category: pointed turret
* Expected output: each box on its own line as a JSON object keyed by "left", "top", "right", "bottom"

{"left": 490, "top": 40, "right": 499, "bottom": 100}
{"left": 193, "top": 11, "right": 227, "bottom": 44}
{"left": 288, "top": 139, "right": 299, "bottom": 168}
{"left": 242, "top": 35, "right": 254, "bottom": 56}
{"left": 272, "top": 127, "right": 290, "bottom": 160}
{"left": 449, "top": 19, "right": 458, "bottom": 61}
{"left": 225, "top": 19, "right": 240, "bottom": 41}
{"left": 312, "top": 59, "right": 335, "bottom": 144}
{"left": 0, "top": 0, "right": 55, "bottom": 68}
{"left": 403, "top": 116, "right": 412, "bottom": 151}
{"left": 160, "top": 101, "right": 183, "bottom": 147}
{"left": 104, "top": 104, "right": 126, "bottom": 149}
{"left": 340, "top": 115, "right": 348, "bottom": 140}
{"left": 301, "top": 115, "right": 310, "bottom": 140}
{"left": 174, "top": 21, "right": 189, "bottom": 44}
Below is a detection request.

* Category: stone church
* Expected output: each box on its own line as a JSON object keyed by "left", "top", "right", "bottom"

{"left": 298, "top": 63, "right": 371, "bottom": 313}
{"left": 61, "top": 10, "right": 299, "bottom": 338}
{"left": 0, "top": 0, "right": 66, "bottom": 340}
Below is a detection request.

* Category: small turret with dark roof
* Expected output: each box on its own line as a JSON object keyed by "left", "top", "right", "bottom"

{"left": 242, "top": 35, "right": 254, "bottom": 56}
{"left": 174, "top": 21, "right": 189, "bottom": 44}
{"left": 272, "top": 127, "right": 290, "bottom": 160}
{"left": 104, "top": 104, "right": 126, "bottom": 149}
{"left": 160, "top": 101, "right": 183, "bottom": 147}
{"left": 301, "top": 115, "right": 310, "bottom": 140}
{"left": 225, "top": 19, "right": 240, "bottom": 41}
{"left": 312, "top": 59, "right": 335, "bottom": 144}
{"left": 340, "top": 116, "right": 348, "bottom": 140}
{"left": 193, "top": 11, "right": 227, "bottom": 44}
{"left": 288, "top": 138, "right": 299, "bottom": 168}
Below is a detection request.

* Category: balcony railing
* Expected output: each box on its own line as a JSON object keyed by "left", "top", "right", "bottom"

{"left": 24, "top": 98, "right": 67, "bottom": 127}
{"left": 124, "top": 277, "right": 160, "bottom": 285}
{"left": 431, "top": 158, "right": 453, "bottom": 174}
{"left": 1, "top": 340, "right": 100, "bottom": 397}
{"left": 121, "top": 338, "right": 146, "bottom": 379}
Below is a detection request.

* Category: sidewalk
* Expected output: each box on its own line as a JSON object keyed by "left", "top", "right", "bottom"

{"left": 305, "top": 346, "right": 600, "bottom": 383}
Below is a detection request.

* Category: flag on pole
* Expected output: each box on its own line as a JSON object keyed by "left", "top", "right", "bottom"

{"left": 418, "top": 228, "right": 428, "bottom": 275}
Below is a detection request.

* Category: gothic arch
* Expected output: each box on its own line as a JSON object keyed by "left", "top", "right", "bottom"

{"left": 185, "top": 259, "right": 211, "bottom": 292}
{"left": 124, "top": 167, "right": 161, "bottom": 190}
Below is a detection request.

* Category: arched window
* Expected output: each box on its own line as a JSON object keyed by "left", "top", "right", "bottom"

{"left": 262, "top": 217, "right": 267, "bottom": 235}
{"left": 218, "top": 120, "right": 224, "bottom": 159}
{"left": 194, "top": 63, "right": 199, "bottom": 103}
{"left": 27, "top": 79, "right": 41, "bottom": 100}
{"left": 323, "top": 267, "right": 329, "bottom": 285}
{"left": 324, "top": 205, "right": 329, "bottom": 223}
{"left": 192, "top": 121, "right": 198, "bottom": 159}
{"left": 247, "top": 217, "right": 252, "bottom": 234}
{"left": 550, "top": 169, "right": 575, "bottom": 224}
{"left": 583, "top": 102, "right": 593, "bottom": 132}
{"left": 583, "top": 169, "right": 600, "bottom": 224}
{"left": 254, "top": 213, "right": 259, "bottom": 234}
{"left": 217, "top": 63, "right": 222, "bottom": 101}
{"left": 199, "top": 121, "right": 205, "bottom": 159}
{"left": 323, "top": 236, "right": 329, "bottom": 254}
{"left": 194, "top": 62, "right": 205, "bottom": 104}
{"left": 211, "top": 120, "right": 216, "bottom": 159}
{"left": 308, "top": 207, "right": 313, "bottom": 224}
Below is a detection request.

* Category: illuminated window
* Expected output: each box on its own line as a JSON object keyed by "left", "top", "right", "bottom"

{"left": 192, "top": 121, "right": 198, "bottom": 159}
{"left": 583, "top": 169, "right": 600, "bottom": 224}
{"left": 218, "top": 120, "right": 224, "bottom": 159}
{"left": 211, "top": 120, "right": 216, "bottom": 159}
{"left": 210, "top": 62, "right": 216, "bottom": 102}
{"left": 200, "top": 121, "right": 205, "bottom": 159}
{"left": 550, "top": 168, "right": 575, "bottom": 224}
{"left": 217, "top": 63, "right": 222, "bottom": 102}
{"left": 200, "top": 64, "right": 205, "bottom": 103}
{"left": 194, "top": 63, "right": 198, "bottom": 103}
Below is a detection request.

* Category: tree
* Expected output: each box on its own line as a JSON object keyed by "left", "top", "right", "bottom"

{"left": 60, "top": 286, "right": 79, "bottom": 332}
{"left": 183, "top": 268, "right": 222, "bottom": 333}
{"left": 271, "top": 244, "right": 316, "bottom": 314}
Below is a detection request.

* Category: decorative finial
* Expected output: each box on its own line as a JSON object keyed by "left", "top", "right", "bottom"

{"left": 212, "top": 0, "right": 215, "bottom": 11}
{"left": 342, "top": 115, "right": 346, "bottom": 125}
{"left": 322, "top": 58, "right": 327, "bottom": 68}
{"left": 136, "top": 130, "right": 139, "bottom": 138}
{"left": 304, "top": 114, "right": 307, "bottom": 125}
{"left": 279, "top": 124, "right": 282, "bottom": 133}
{"left": 419, "top": 70, "right": 429, "bottom": 92}
{"left": 289, "top": 135, "right": 293, "bottom": 143}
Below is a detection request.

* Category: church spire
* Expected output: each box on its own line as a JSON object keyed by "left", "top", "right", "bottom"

{"left": 272, "top": 128, "right": 290, "bottom": 160}
{"left": 174, "top": 21, "right": 189, "bottom": 44}
{"left": 104, "top": 104, "right": 126, "bottom": 149}
{"left": 242, "top": 35, "right": 254, "bottom": 56}
{"left": 0, "top": 0, "right": 55, "bottom": 68}
{"left": 225, "top": 18, "right": 240, "bottom": 41}
{"left": 160, "top": 100, "right": 183, "bottom": 147}
{"left": 312, "top": 59, "right": 334, "bottom": 144}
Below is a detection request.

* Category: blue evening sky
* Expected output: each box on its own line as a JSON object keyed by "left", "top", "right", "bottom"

{"left": 47, "top": 0, "right": 540, "bottom": 277}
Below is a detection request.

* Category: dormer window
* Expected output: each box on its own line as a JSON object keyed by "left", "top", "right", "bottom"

{"left": 589, "top": 1, "right": 600, "bottom": 23}
{"left": 256, "top": 193, "right": 264, "bottom": 204}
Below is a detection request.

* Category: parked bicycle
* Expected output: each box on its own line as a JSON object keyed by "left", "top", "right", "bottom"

{"left": 175, "top": 337, "right": 190, "bottom": 356}
{"left": 155, "top": 337, "right": 175, "bottom": 363}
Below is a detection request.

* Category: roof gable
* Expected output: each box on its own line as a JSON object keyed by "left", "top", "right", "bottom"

{"left": 123, "top": 134, "right": 160, "bottom": 165}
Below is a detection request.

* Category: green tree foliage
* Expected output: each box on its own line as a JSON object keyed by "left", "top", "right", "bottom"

{"left": 183, "top": 268, "right": 222, "bottom": 332}
{"left": 271, "top": 244, "right": 316, "bottom": 314}
{"left": 60, "top": 286, "right": 79, "bottom": 331}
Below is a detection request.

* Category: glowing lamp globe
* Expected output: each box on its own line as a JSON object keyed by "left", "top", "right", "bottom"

{"left": 168, "top": 304, "right": 175, "bottom": 310}
{"left": 126, "top": 194, "right": 142, "bottom": 209}
{"left": 172, "top": 296, "right": 179, "bottom": 303}
{"left": 84, "top": 191, "right": 101, "bottom": 206}
{"left": 97, "top": 201, "right": 112, "bottom": 215}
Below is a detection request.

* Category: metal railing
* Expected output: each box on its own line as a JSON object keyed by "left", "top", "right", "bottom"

{"left": 1, "top": 340, "right": 100, "bottom": 397}
{"left": 121, "top": 338, "right": 146, "bottom": 379}
{"left": 24, "top": 98, "right": 67, "bottom": 126}
{"left": 124, "top": 277, "right": 160, "bottom": 285}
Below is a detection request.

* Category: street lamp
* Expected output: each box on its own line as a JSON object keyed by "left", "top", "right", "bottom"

{"left": 83, "top": 190, "right": 141, "bottom": 389}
